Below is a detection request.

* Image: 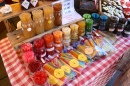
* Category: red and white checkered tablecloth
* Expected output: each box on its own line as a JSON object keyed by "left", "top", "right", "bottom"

{"left": 0, "top": 36, "right": 130, "bottom": 86}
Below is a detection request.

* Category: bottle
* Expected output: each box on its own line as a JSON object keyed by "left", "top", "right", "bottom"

{"left": 53, "top": 3, "right": 62, "bottom": 26}
{"left": 99, "top": 15, "right": 108, "bottom": 31}
{"left": 85, "top": 19, "right": 93, "bottom": 36}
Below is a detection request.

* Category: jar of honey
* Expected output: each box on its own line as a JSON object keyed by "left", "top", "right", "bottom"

{"left": 53, "top": 3, "right": 62, "bottom": 26}
{"left": 43, "top": 6, "right": 54, "bottom": 31}
{"left": 77, "top": 21, "right": 85, "bottom": 37}
{"left": 43, "top": 34, "right": 55, "bottom": 56}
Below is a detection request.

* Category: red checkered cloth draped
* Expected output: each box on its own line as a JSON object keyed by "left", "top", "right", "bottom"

{"left": 0, "top": 36, "right": 130, "bottom": 86}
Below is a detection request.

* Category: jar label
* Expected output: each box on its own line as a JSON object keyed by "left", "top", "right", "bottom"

{"left": 47, "top": 47, "right": 54, "bottom": 51}
{"left": 30, "top": 0, "right": 38, "bottom": 7}
{"left": 109, "top": 28, "right": 115, "bottom": 32}
{"left": 124, "top": 30, "right": 130, "bottom": 34}
{"left": 41, "top": 52, "right": 46, "bottom": 58}
{"left": 48, "top": 20, "right": 52, "bottom": 24}
{"left": 27, "top": 28, "right": 32, "bottom": 32}
{"left": 21, "top": 0, "right": 30, "bottom": 9}
{"left": 117, "top": 29, "right": 123, "bottom": 32}
{"left": 63, "top": 40, "right": 71, "bottom": 43}
{"left": 54, "top": 43, "right": 62, "bottom": 47}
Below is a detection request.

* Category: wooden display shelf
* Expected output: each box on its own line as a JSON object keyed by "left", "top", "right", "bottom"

{"left": 7, "top": 18, "right": 84, "bottom": 49}
{"left": 0, "top": 1, "right": 54, "bottom": 21}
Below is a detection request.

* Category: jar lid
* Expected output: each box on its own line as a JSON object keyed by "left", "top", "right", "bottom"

{"left": 86, "top": 19, "right": 93, "bottom": 26}
{"left": 34, "top": 38, "right": 45, "bottom": 48}
{"left": 127, "top": 19, "right": 130, "bottom": 24}
{"left": 91, "top": 13, "right": 99, "bottom": 20}
{"left": 110, "top": 16, "right": 119, "bottom": 23}
{"left": 83, "top": 14, "right": 91, "bottom": 19}
{"left": 100, "top": 15, "right": 108, "bottom": 22}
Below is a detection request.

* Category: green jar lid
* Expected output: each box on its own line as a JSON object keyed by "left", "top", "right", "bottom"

{"left": 83, "top": 14, "right": 91, "bottom": 19}
{"left": 86, "top": 19, "right": 93, "bottom": 26}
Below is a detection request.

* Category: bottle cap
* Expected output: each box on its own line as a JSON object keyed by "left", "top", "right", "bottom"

{"left": 100, "top": 15, "right": 108, "bottom": 22}
{"left": 91, "top": 13, "right": 99, "bottom": 20}
{"left": 83, "top": 14, "right": 91, "bottom": 20}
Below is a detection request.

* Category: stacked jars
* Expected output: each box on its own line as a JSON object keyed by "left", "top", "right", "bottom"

{"left": 53, "top": 31, "right": 63, "bottom": 53}
{"left": 43, "top": 34, "right": 55, "bottom": 58}
{"left": 123, "top": 19, "right": 130, "bottom": 37}
{"left": 53, "top": 3, "right": 62, "bottom": 26}
{"left": 70, "top": 24, "right": 79, "bottom": 43}
{"left": 77, "top": 21, "right": 85, "bottom": 37}
{"left": 34, "top": 38, "right": 46, "bottom": 61}
{"left": 62, "top": 27, "right": 71, "bottom": 47}
{"left": 116, "top": 18, "right": 127, "bottom": 36}
{"left": 43, "top": 6, "right": 54, "bottom": 31}
{"left": 108, "top": 16, "right": 119, "bottom": 33}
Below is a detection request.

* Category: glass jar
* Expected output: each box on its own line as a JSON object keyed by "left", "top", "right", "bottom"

{"left": 34, "top": 18, "right": 44, "bottom": 35}
{"left": 116, "top": 24, "right": 124, "bottom": 36}
{"left": 99, "top": 15, "right": 108, "bottom": 31}
{"left": 44, "top": 14, "right": 54, "bottom": 31}
{"left": 77, "top": 21, "right": 85, "bottom": 37}
{"left": 54, "top": 11, "right": 62, "bottom": 26}
{"left": 44, "top": 6, "right": 54, "bottom": 31}
{"left": 53, "top": 3, "right": 62, "bottom": 26}
{"left": 91, "top": 13, "right": 99, "bottom": 29}
{"left": 108, "top": 23, "right": 116, "bottom": 32}
{"left": 123, "top": 20, "right": 130, "bottom": 37}
{"left": 34, "top": 38, "right": 46, "bottom": 61}
{"left": 53, "top": 31, "right": 63, "bottom": 53}
{"left": 21, "top": 21, "right": 36, "bottom": 39}
{"left": 85, "top": 19, "right": 93, "bottom": 36}
{"left": 43, "top": 34, "right": 55, "bottom": 56}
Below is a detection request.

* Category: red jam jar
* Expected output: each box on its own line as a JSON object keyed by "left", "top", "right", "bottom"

{"left": 34, "top": 38, "right": 46, "bottom": 61}
{"left": 43, "top": 34, "right": 55, "bottom": 57}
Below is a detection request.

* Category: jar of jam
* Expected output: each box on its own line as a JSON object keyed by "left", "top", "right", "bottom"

{"left": 53, "top": 3, "right": 62, "bottom": 26}
{"left": 43, "top": 6, "right": 54, "bottom": 31}
{"left": 77, "top": 21, "right": 85, "bottom": 37}
{"left": 34, "top": 38, "right": 46, "bottom": 61}
{"left": 116, "top": 18, "right": 127, "bottom": 36}
{"left": 108, "top": 16, "right": 118, "bottom": 32}
{"left": 43, "top": 34, "right": 55, "bottom": 57}
{"left": 85, "top": 19, "right": 93, "bottom": 36}
{"left": 91, "top": 13, "right": 99, "bottom": 29}
{"left": 123, "top": 19, "right": 130, "bottom": 37}
{"left": 53, "top": 31, "right": 63, "bottom": 53}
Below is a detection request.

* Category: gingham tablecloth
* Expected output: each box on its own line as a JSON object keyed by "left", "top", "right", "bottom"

{"left": 0, "top": 36, "right": 130, "bottom": 86}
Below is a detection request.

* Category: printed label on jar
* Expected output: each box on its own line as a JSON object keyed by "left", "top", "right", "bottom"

{"left": 21, "top": 0, "right": 30, "bottom": 9}
{"left": 63, "top": 40, "right": 71, "bottom": 43}
{"left": 47, "top": 47, "right": 54, "bottom": 51}
{"left": 48, "top": 20, "right": 52, "bottom": 24}
{"left": 30, "top": 0, "right": 38, "bottom": 7}
{"left": 117, "top": 29, "right": 123, "bottom": 32}
{"left": 109, "top": 28, "right": 115, "bottom": 32}
{"left": 124, "top": 30, "right": 130, "bottom": 35}
{"left": 27, "top": 28, "right": 32, "bottom": 32}
{"left": 41, "top": 52, "right": 46, "bottom": 58}
{"left": 54, "top": 43, "right": 62, "bottom": 47}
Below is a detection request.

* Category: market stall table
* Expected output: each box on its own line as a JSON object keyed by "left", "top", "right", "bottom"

{"left": 0, "top": 36, "right": 130, "bottom": 86}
